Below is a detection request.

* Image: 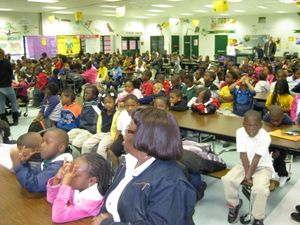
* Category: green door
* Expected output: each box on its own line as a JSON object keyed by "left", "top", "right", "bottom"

{"left": 171, "top": 35, "right": 179, "bottom": 54}
{"left": 184, "top": 35, "right": 199, "bottom": 58}
{"left": 121, "top": 37, "right": 140, "bottom": 57}
{"left": 150, "top": 36, "right": 164, "bottom": 54}
{"left": 215, "top": 35, "right": 228, "bottom": 59}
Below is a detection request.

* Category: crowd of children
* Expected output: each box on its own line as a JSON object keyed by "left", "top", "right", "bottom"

{"left": 1, "top": 50, "right": 300, "bottom": 224}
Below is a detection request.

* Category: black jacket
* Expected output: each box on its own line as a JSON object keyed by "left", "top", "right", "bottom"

{"left": 100, "top": 159, "right": 197, "bottom": 225}
{"left": 0, "top": 59, "right": 13, "bottom": 88}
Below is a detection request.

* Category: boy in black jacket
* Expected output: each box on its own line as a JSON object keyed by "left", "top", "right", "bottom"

{"left": 169, "top": 89, "right": 188, "bottom": 111}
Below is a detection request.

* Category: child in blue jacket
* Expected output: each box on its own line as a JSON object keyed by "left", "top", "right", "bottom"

{"left": 10, "top": 128, "right": 73, "bottom": 193}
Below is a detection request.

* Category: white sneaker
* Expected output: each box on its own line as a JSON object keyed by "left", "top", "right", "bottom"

{"left": 279, "top": 176, "right": 290, "bottom": 187}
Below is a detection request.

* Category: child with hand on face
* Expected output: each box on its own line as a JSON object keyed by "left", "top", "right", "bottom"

{"left": 190, "top": 88, "right": 220, "bottom": 114}
{"left": 47, "top": 153, "right": 111, "bottom": 223}
{"left": 10, "top": 128, "right": 73, "bottom": 193}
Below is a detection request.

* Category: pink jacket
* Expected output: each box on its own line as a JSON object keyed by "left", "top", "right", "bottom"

{"left": 290, "top": 95, "right": 300, "bottom": 121}
{"left": 47, "top": 178, "right": 104, "bottom": 223}
{"left": 118, "top": 88, "right": 143, "bottom": 100}
{"left": 81, "top": 67, "right": 98, "bottom": 84}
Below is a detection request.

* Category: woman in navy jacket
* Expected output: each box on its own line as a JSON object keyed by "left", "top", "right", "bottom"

{"left": 92, "top": 107, "right": 197, "bottom": 225}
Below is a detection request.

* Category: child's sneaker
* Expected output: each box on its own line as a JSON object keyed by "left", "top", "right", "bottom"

{"left": 228, "top": 199, "right": 243, "bottom": 223}
{"left": 252, "top": 219, "right": 264, "bottom": 225}
{"left": 279, "top": 176, "right": 290, "bottom": 187}
{"left": 291, "top": 212, "right": 300, "bottom": 222}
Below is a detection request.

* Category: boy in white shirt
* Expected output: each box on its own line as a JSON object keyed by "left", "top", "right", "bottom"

{"left": 222, "top": 110, "right": 273, "bottom": 225}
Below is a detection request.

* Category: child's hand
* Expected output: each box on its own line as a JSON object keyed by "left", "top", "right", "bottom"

{"left": 243, "top": 177, "right": 253, "bottom": 186}
{"left": 10, "top": 148, "right": 22, "bottom": 167}
{"left": 92, "top": 213, "right": 112, "bottom": 225}
{"left": 61, "top": 162, "right": 79, "bottom": 186}
{"left": 53, "top": 158, "right": 71, "bottom": 185}
{"left": 19, "top": 146, "right": 39, "bottom": 163}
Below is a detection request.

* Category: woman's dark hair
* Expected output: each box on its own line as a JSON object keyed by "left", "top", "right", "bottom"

{"left": 62, "top": 89, "right": 76, "bottom": 102}
{"left": 271, "top": 79, "right": 290, "bottom": 105}
{"left": 0, "top": 119, "right": 10, "bottom": 143}
{"left": 45, "top": 83, "right": 59, "bottom": 95}
{"left": 124, "top": 94, "right": 139, "bottom": 103}
{"left": 131, "top": 107, "right": 182, "bottom": 160}
{"left": 81, "top": 153, "right": 112, "bottom": 195}
{"left": 196, "top": 87, "right": 211, "bottom": 103}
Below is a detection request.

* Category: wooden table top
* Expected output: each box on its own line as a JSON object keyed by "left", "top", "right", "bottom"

{"left": 172, "top": 111, "right": 300, "bottom": 151}
{"left": 0, "top": 166, "right": 92, "bottom": 225}
{"left": 254, "top": 92, "right": 269, "bottom": 101}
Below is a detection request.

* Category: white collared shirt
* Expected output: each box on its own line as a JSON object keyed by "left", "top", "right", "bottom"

{"left": 40, "top": 153, "right": 73, "bottom": 171}
{"left": 74, "top": 183, "right": 102, "bottom": 205}
{"left": 106, "top": 154, "right": 156, "bottom": 222}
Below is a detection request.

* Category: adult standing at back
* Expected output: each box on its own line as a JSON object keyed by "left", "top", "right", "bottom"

{"left": 0, "top": 48, "right": 19, "bottom": 125}
{"left": 264, "top": 36, "right": 276, "bottom": 59}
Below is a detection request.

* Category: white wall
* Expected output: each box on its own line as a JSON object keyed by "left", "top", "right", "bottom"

{"left": 1, "top": 11, "right": 300, "bottom": 59}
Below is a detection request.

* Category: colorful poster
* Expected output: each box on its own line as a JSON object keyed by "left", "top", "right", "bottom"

{"left": 27, "top": 36, "right": 57, "bottom": 59}
{"left": 0, "top": 35, "right": 23, "bottom": 55}
{"left": 129, "top": 40, "right": 136, "bottom": 50}
{"left": 57, "top": 35, "right": 80, "bottom": 55}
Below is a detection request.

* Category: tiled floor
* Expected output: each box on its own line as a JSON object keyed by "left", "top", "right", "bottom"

{"left": 9, "top": 106, "right": 300, "bottom": 225}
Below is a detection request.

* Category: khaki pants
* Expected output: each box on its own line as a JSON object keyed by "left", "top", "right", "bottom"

{"left": 81, "top": 132, "right": 112, "bottom": 159}
{"left": 68, "top": 128, "right": 93, "bottom": 148}
{"left": 221, "top": 162, "right": 272, "bottom": 220}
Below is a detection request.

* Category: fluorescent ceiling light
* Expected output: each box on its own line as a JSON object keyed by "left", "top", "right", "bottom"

{"left": 204, "top": 4, "right": 214, "bottom": 8}
{"left": 180, "top": 13, "right": 193, "bottom": 15}
{"left": 233, "top": 9, "right": 245, "bottom": 12}
{"left": 258, "top": 5, "right": 268, "bottom": 9}
{"left": 194, "top": 9, "right": 208, "bottom": 13}
{"left": 28, "top": 0, "right": 59, "bottom": 3}
{"left": 144, "top": 13, "right": 158, "bottom": 16}
{"left": 279, "top": 0, "right": 295, "bottom": 3}
{"left": 228, "top": 0, "right": 243, "bottom": 2}
{"left": 103, "top": 0, "right": 121, "bottom": 1}
{"left": 136, "top": 16, "right": 149, "bottom": 19}
{"left": 147, "top": 9, "right": 164, "bottom": 12}
{"left": 220, "top": 13, "right": 230, "bottom": 16}
{"left": 99, "top": 5, "right": 118, "bottom": 8}
{"left": 101, "top": 10, "right": 115, "bottom": 13}
{"left": 44, "top": 6, "right": 66, "bottom": 9}
{"left": 152, "top": 4, "right": 173, "bottom": 8}
{"left": 0, "top": 8, "right": 13, "bottom": 11}
{"left": 276, "top": 10, "right": 287, "bottom": 13}
{"left": 168, "top": 0, "right": 183, "bottom": 1}
{"left": 53, "top": 11, "right": 73, "bottom": 14}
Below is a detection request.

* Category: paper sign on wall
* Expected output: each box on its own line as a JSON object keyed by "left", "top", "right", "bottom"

{"left": 57, "top": 35, "right": 80, "bottom": 55}
{"left": 41, "top": 38, "right": 47, "bottom": 46}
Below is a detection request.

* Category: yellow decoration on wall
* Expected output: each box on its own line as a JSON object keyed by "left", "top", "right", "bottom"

{"left": 288, "top": 36, "right": 295, "bottom": 42}
{"left": 57, "top": 35, "right": 80, "bottom": 55}
{"left": 41, "top": 38, "right": 47, "bottom": 46}
{"left": 213, "top": 0, "right": 228, "bottom": 12}
{"left": 116, "top": 6, "right": 126, "bottom": 17}
{"left": 192, "top": 19, "right": 200, "bottom": 27}
{"left": 74, "top": 11, "right": 83, "bottom": 22}
{"left": 162, "top": 22, "right": 170, "bottom": 29}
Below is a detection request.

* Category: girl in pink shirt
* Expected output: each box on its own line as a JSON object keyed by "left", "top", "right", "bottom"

{"left": 118, "top": 79, "right": 143, "bottom": 100}
{"left": 81, "top": 61, "right": 98, "bottom": 84}
{"left": 47, "top": 153, "right": 111, "bottom": 223}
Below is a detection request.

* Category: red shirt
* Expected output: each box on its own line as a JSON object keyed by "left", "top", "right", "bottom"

{"left": 36, "top": 72, "right": 48, "bottom": 90}
{"left": 140, "top": 81, "right": 153, "bottom": 96}
{"left": 163, "top": 80, "right": 170, "bottom": 94}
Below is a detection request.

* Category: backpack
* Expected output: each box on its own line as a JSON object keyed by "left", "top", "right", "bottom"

{"left": 181, "top": 140, "right": 226, "bottom": 174}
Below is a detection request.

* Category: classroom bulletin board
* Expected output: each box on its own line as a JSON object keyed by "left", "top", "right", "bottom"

{"left": 57, "top": 35, "right": 80, "bottom": 55}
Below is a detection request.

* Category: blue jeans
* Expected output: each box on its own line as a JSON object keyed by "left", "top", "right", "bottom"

{"left": 0, "top": 87, "right": 18, "bottom": 114}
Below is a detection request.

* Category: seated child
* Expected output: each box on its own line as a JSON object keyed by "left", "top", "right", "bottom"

{"left": 204, "top": 70, "right": 219, "bottom": 98}
{"left": 139, "top": 82, "right": 166, "bottom": 105}
{"left": 265, "top": 79, "right": 293, "bottom": 113}
{"left": 263, "top": 105, "right": 293, "bottom": 187}
{"left": 0, "top": 132, "right": 41, "bottom": 170}
{"left": 10, "top": 128, "right": 73, "bottom": 192}
{"left": 156, "top": 74, "right": 170, "bottom": 94}
{"left": 107, "top": 95, "right": 139, "bottom": 170}
{"left": 81, "top": 90, "right": 117, "bottom": 158}
{"left": 169, "top": 89, "right": 188, "bottom": 112}
{"left": 290, "top": 94, "right": 300, "bottom": 123}
{"left": 218, "top": 70, "right": 237, "bottom": 115}
{"left": 222, "top": 110, "right": 273, "bottom": 225}
{"left": 81, "top": 61, "right": 97, "bottom": 84}
{"left": 229, "top": 75, "right": 256, "bottom": 117}
{"left": 153, "top": 95, "right": 170, "bottom": 111}
{"left": 190, "top": 88, "right": 219, "bottom": 114}
{"left": 47, "top": 153, "right": 111, "bottom": 223}
{"left": 118, "top": 79, "right": 143, "bottom": 100}
{"left": 97, "top": 60, "right": 108, "bottom": 84}
{"left": 57, "top": 89, "right": 82, "bottom": 132}
{"left": 182, "top": 74, "right": 197, "bottom": 102}
{"left": 107, "top": 62, "right": 122, "bottom": 91}
{"left": 29, "top": 83, "right": 62, "bottom": 132}
{"left": 140, "top": 70, "right": 153, "bottom": 96}
{"left": 68, "top": 85, "right": 99, "bottom": 149}
{"left": 254, "top": 72, "right": 270, "bottom": 93}
{"left": 170, "top": 74, "right": 185, "bottom": 92}
{"left": 13, "top": 73, "right": 30, "bottom": 102}
{"left": 48, "top": 69, "right": 60, "bottom": 86}
{"left": 193, "top": 69, "right": 205, "bottom": 88}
